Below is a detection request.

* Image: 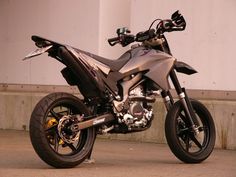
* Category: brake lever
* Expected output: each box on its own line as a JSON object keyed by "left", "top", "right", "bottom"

{"left": 171, "top": 11, "right": 186, "bottom": 30}
{"left": 108, "top": 40, "right": 119, "bottom": 46}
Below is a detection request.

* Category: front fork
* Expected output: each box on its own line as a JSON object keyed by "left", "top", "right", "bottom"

{"left": 162, "top": 69, "right": 200, "bottom": 134}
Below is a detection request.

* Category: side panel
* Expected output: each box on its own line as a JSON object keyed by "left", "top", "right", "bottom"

{"left": 66, "top": 46, "right": 111, "bottom": 75}
{"left": 58, "top": 46, "right": 105, "bottom": 98}
{"left": 119, "top": 49, "right": 176, "bottom": 90}
{"left": 145, "top": 58, "right": 175, "bottom": 90}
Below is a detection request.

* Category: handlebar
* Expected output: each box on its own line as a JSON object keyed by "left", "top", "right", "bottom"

{"left": 108, "top": 11, "right": 186, "bottom": 47}
{"left": 108, "top": 37, "right": 120, "bottom": 46}
{"left": 107, "top": 29, "right": 155, "bottom": 47}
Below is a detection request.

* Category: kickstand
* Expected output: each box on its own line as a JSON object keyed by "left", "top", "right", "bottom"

{"left": 84, "top": 134, "right": 97, "bottom": 164}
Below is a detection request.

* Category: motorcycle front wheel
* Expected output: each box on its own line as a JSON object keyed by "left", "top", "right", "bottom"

{"left": 165, "top": 99, "right": 215, "bottom": 163}
{"left": 29, "top": 92, "right": 96, "bottom": 168}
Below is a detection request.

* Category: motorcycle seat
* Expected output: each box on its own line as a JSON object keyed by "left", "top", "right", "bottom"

{"left": 73, "top": 48, "right": 132, "bottom": 71}
{"left": 31, "top": 36, "right": 143, "bottom": 71}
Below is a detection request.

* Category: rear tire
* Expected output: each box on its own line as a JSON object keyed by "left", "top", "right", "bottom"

{"left": 29, "top": 92, "right": 96, "bottom": 168}
{"left": 165, "top": 99, "right": 215, "bottom": 163}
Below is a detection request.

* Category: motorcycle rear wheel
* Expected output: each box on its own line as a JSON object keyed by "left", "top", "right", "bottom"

{"left": 29, "top": 92, "right": 96, "bottom": 168}
{"left": 165, "top": 99, "right": 215, "bottom": 163}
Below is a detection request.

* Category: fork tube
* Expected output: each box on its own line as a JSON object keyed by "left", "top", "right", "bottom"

{"left": 161, "top": 90, "right": 174, "bottom": 111}
{"left": 169, "top": 69, "right": 182, "bottom": 94}
{"left": 169, "top": 70, "right": 199, "bottom": 129}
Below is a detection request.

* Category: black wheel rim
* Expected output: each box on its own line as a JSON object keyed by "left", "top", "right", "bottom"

{"left": 44, "top": 102, "right": 88, "bottom": 156}
{"left": 176, "top": 108, "right": 210, "bottom": 154}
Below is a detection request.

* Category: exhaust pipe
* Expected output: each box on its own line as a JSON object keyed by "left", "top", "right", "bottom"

{"left": 71, "top": 113, "right": 115, "bottom": 131}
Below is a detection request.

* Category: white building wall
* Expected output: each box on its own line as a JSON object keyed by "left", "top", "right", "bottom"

{"left": 130, "top": 0, "right": 236, "bottom": 91}
{"left": 0, "top": 0, "right": 236, "bottom": 91}
{"left": 98, "top": 0, "right": 131, "bottom": 59}
{"left": 0, "top": 0, "right": 100, "bottom": 85}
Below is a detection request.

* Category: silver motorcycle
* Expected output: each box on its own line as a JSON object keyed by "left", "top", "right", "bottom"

{"left": 24, "top": 11, "right": 215, "bottom": 168}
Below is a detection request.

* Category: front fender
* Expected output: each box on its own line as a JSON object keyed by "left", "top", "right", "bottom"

{"left": 174, "top": 61, "right": 197, "bottom": 75}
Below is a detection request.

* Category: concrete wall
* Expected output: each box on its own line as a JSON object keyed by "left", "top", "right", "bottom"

{"left": 0, "top": 84, "right": 235, "bottom": 150}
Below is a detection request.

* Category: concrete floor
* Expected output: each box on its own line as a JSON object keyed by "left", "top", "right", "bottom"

{"left": 0, "top": 130, "right": 235, "bottom": 177}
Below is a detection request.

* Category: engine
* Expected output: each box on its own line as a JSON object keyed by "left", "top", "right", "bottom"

{"left": 118, "top": 85, "right": 154, "bottom": 130}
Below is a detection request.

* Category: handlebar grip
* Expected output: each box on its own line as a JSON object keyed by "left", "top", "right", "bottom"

{"left": 108, "top": 37, "right": 120, "bottom": 46}
{"left": 121, "top": 34, "right": 135, "bottom": 47}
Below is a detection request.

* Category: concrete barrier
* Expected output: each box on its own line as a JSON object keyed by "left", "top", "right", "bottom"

{"left": 0, "top": 84, "right": 235, "bottom": 150}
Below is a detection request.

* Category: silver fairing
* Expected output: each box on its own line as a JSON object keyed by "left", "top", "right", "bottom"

{"left": 66, "top": 45, "right": 175, "bottom": 92}
{"left": 70, "top": 46, "right": 175, "bottom": 91}
{"left": 119, "top": 49, "right": 176, "bottom": 90}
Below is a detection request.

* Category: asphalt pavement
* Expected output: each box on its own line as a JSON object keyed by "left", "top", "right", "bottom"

{"left": 0, "top": 130, "right": 235, "bottom": 177}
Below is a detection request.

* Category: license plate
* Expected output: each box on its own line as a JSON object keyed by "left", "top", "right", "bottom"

{"left": 23, "top": 45, "right": 52, "bottom": 60}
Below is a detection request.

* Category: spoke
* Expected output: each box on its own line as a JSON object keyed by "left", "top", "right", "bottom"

{"left": 179, "top": 113, "right": 186, "bottom": 121}
{"left": 65, "top": 143, "right": 77, "bottom": 152}
{"left": 185, "top": 136, "right": 190, "bottom": 152}
{"left": 177, "top": 128, "right": 188, "bottom": 136}
{"left": 59, "top": 110, "right": 70, "bottom": 115}
{"left": 190, "top": 134, "right": 202, "bottom": 149}
{"left": 68, "top": 108, "right": 73, "bottom": 115}
{"left": 50, "top": 110, "right": 62, "bottom": 120}
{"left": 45, "top": 124, "right": 57, "bottom": 133}
{"left": 179, "top": 112, "right": 191, "bottom": 127}
{"left": 54, "top": 133, "right": 59, "bottom": 152}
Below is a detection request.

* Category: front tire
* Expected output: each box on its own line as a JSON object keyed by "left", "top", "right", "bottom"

{"left": 165, "top": 99, "right": 215, "bottom": 163}
{"left": 29, "top": 92, "right": 96, "bottom": 168}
